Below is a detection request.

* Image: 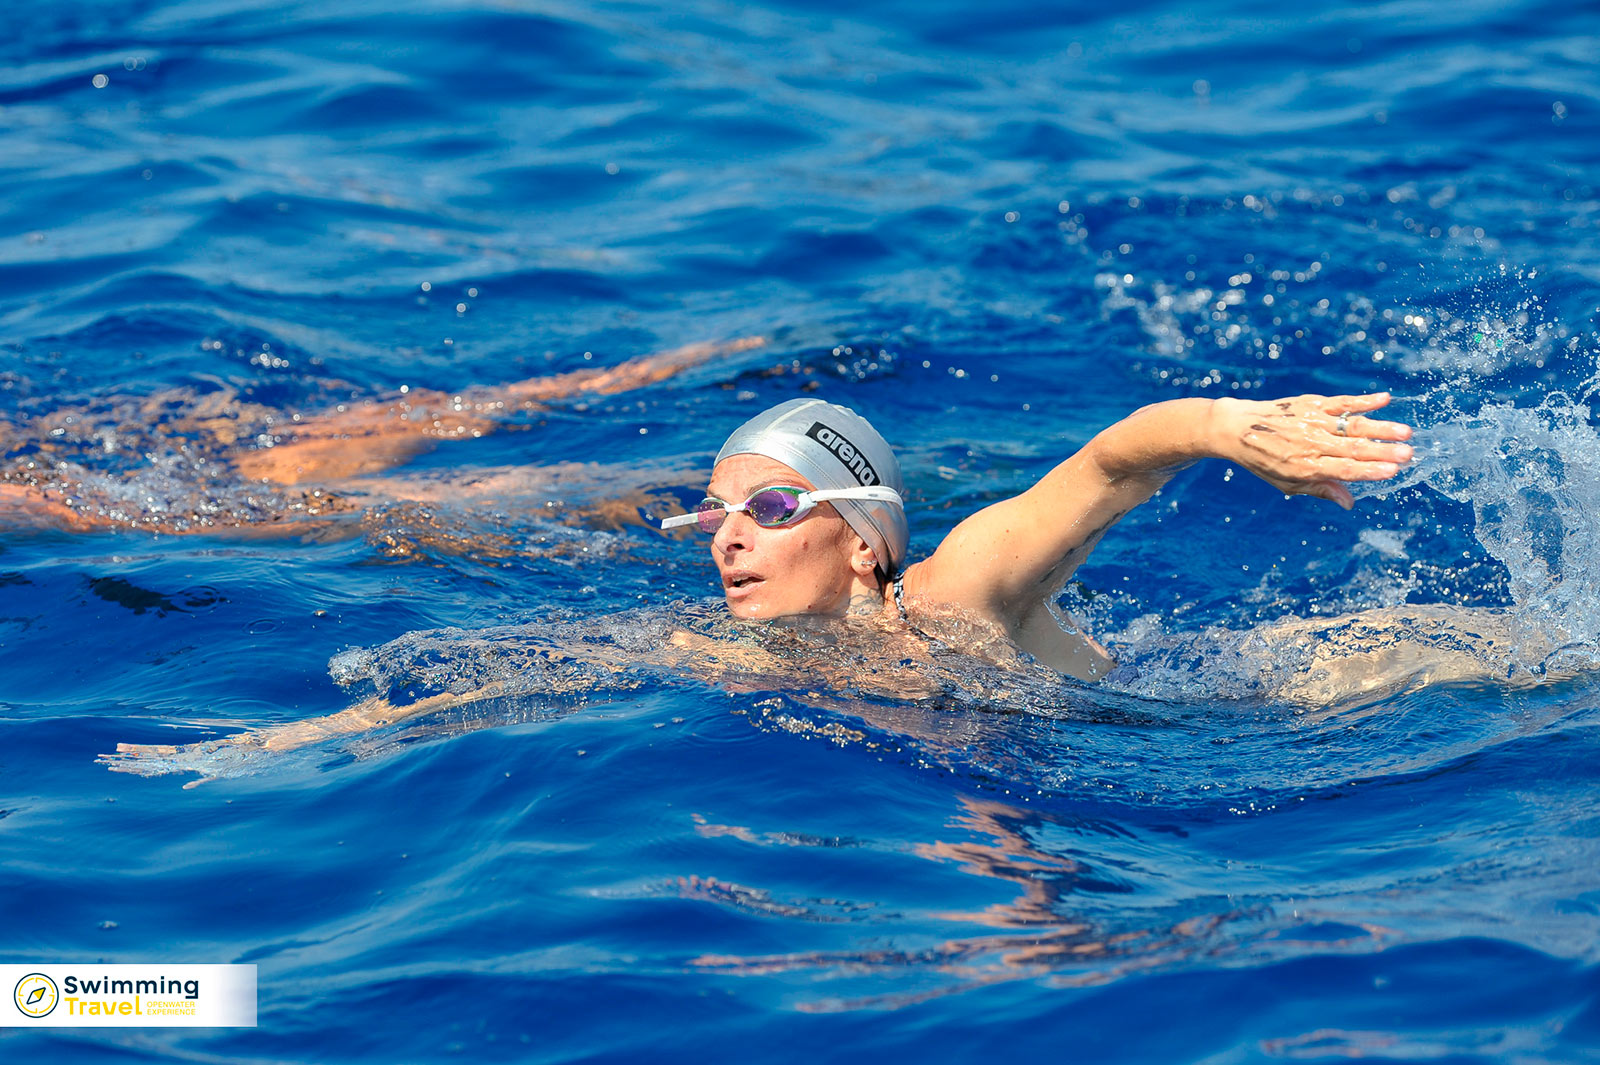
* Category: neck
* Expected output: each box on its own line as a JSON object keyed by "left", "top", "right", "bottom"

{"left": 844, "top": 572, "right": 893, "bottom": 619}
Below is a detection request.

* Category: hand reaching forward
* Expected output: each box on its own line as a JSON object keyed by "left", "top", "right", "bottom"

{"left": 1211, "top": 392, "right": 1413, "bottom": 509}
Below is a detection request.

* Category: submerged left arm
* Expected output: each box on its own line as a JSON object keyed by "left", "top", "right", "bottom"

{"left": 233, "top": 336, "right": 766, "bottom": 486}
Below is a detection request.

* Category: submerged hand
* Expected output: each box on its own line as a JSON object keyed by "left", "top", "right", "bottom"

{"left": 1210, "top": 392, "right": 1413, "bottom": 509}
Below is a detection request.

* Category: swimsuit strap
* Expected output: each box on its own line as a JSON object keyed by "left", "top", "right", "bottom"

{"left": 892, "top": 572, "right": 908, "bottom": 623}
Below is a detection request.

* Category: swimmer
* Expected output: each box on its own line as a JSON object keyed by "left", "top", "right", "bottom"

{"left": 666, "top": 392, "right": 1414, "bottom": 680}
{"left": 101, "top": 390, "right": 1429, "bottom": 782}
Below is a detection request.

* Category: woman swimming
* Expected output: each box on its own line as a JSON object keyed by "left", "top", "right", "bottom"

{"left": 100, "top": 385, "right": 1439, "bottom": 782}
{"left": 666, "top": 392, "right": 1414, "bottom": 680}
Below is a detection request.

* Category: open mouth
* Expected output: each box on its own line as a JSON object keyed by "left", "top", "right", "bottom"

{"left": 724, "top": 573, "right": 762, "bottom": 590}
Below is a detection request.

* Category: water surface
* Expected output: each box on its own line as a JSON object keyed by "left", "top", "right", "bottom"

{"left": 2, "top": 0, "right": 1599, "bottom": 1060}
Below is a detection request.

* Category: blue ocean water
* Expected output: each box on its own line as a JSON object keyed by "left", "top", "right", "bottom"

{"left": 3, "top": 0, "right": 1600, "bottom": 1060}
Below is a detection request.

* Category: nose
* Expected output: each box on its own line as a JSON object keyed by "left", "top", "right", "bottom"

{"left": 711, "top": 508, "right": 757, "bottom": 554}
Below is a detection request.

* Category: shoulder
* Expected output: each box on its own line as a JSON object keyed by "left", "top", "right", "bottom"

{"left": 894, "top": 557, "right": 998, "bottom": 625}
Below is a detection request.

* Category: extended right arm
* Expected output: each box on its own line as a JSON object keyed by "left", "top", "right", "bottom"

{"left": 900, "top": 392, "right": 1414, "bottom": 674}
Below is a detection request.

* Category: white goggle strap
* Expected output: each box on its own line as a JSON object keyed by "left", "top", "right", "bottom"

{"left": 805, "top": 485, "right": 905, "bottom": 509}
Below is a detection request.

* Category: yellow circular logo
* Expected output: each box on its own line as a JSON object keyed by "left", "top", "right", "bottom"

{"left": 14, "top": 973, "right": 59, "bottom": 1018}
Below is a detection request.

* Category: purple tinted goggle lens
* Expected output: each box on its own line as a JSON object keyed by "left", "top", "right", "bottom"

{"left": 660, "top": 484, "right": 903, "bottom": 534}
{"left": 690, "top": 486, "right": 808, "bottom": 534}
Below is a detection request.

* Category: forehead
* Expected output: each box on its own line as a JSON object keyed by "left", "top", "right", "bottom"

{"left": 707, "top": 454, "right": 814, "bottom": 497}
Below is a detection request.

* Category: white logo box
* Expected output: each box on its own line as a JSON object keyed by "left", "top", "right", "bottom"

{"left": 3, "top": 964, "right": 256, "bottom": 1027}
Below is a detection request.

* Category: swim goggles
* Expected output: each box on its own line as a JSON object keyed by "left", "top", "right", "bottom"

{"left": 661, "top": 484, "right": 903, "bottom": 534}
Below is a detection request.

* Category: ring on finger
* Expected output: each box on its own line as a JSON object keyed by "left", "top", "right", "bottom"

{"left": 1334, "top": 413, "right": 1350, "bottom": 436}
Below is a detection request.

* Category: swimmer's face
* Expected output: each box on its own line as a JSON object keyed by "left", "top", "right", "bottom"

{"left": 705, "top": 455, "right": 877, "bottom": 619}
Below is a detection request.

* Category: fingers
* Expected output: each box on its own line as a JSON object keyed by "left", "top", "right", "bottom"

{"left": 1321, "top": 435, "right": 1414, "bottom": 464}
{"left": 1306, "top": 480, "right": 1355, "bottom": 510}
{"left": 1323, "top": 457, "right": 1404, "bottom": 482}
{"left": 581, "top": 335, "right": 768, "bottom": 396}
{"left": 1261, "top": 449, "right": 1403, "bottom": 508}
{"left": 1302, "top": 443, "right": 1408, "bottom": 480}
{"left": 1321, "top": 391, "right": 1394, "bottom": 415}
{"left": 113, "top": 741, "right": 179, "bottom": 756}
{"left": 507, "top": 335, "right": 767, "bottom": 404}
{"left": 1269, "top": 475, "right": 1358, "bottom": 509}
{"left": 1257, "top": 393, "right": 1413, "bottom": 442}
{"left": 1255, "top": 428, "right": 1411, "bottom": 473}
{"left": 1334, "top": 414, "right": 1412, "bottom": 442}
{"left": 1245, "top": 393, "right": 1415, "bottom": 509}
{"left": 1326, "top": 394, "right": 1413, "bottom": 443}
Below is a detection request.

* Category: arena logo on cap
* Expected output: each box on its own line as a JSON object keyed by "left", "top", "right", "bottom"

{"left": 805, "top": 423, "right": 879, "bottom": 486}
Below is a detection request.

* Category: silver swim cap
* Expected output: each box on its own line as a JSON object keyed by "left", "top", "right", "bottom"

{"left": 716, "top": 398, "right": 908, "bottom": 574}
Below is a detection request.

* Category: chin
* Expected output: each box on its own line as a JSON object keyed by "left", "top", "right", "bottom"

{"left": 724, "top": 596, "right": 767, "bottom": 619}
{"left": 725, "top": 594, "right": 814, "bottom": 620}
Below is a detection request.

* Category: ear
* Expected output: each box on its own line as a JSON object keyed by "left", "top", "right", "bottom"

{"left": 848, "top": 535, "right": 879, "bottom": 577}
